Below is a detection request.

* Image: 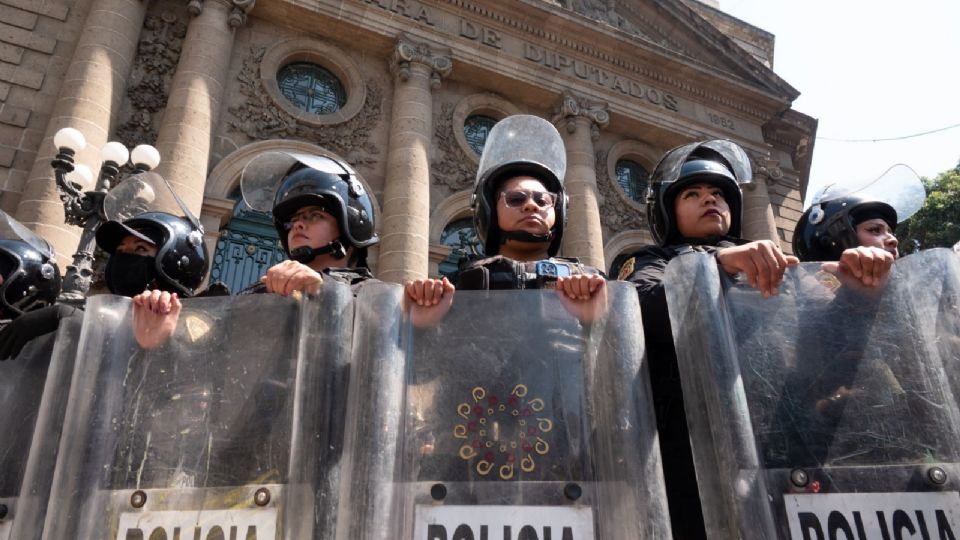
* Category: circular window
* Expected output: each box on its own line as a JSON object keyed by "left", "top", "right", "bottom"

{"left": 463, "top": 115, "right": 498, "bottom": 156}
{"left": 438, "top": 217, "right": 484, "bottom": 278}
{"left": 277, "top": 62, "right": 347, "bottom": 115}
{"left": 615, "top": 159, "right": 650, "bottom": 203}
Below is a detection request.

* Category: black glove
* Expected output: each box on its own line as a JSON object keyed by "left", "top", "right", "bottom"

{"left": 0, "top": 304, "right": 79, "bottom": 361}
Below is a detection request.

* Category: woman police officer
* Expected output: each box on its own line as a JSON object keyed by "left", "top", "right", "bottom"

{"left": 617, "top": 140, "right": 798, "bottom": 539}
{"left": 405, "top": 114, "right": 606, "bottom": 325}
{"left": 793, "top": 164, "right": 926, "bottom": 286}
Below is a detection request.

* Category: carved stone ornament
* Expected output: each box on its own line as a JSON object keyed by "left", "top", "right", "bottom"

{"left": 186, "top": 0, "right": 203, "bottom": 16}
{"left": 552, "top": 90, "right": 610, "bottom": 141}
{"left": 566, "top": 0, "right": 614, "bottom": 20}
{"left": 595, "top": 147, "right": 645, "bottom": 232}
{"left": 431, "top": 102, "right": 479, "bottom": 192}
{"left": 557, "top": 0, "right": 656, "bottom": 45}
{"left": 116, "top": 12, "right": 187, "bottom": 148}
{"left": 747, "top": 150, "right": 784, "bottom": 186}
{"left": 391, "top": 33, "right": 453, "bottom": 89}
{"left": 227, "top": 47, "right": 384, "bottom": 169}
{"left": 228, "top": 0, "right": 256, "bottom": 27}
{"left": 186, "top": 0, "right": 256, "bottom": 27}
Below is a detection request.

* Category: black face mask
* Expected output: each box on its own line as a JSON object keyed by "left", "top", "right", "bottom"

{"left": 106, "top": 253, "right": 157, "bottom": 297}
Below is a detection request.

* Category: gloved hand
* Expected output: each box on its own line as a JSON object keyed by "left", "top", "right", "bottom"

{"left": 0, "top": 304, "right": 79, "bottom": 360}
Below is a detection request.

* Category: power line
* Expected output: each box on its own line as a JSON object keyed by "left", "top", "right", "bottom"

{"left": 817, "top": 122, "right": 960, "bottom": 143}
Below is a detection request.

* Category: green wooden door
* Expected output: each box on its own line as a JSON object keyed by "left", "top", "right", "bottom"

{"left": 210, "top": 196, "right": 286, "bottom": 293}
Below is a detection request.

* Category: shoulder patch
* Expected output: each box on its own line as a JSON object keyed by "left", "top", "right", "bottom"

{"left": 617, "top": 257, "right": 637, "bottom": 281}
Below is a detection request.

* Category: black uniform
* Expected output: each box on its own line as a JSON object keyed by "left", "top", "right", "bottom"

{"left": 453, "top": 254, "right": 600, "bottom": 290}
{"left": 620, "top": 237, "right": 746, "bottom": 540}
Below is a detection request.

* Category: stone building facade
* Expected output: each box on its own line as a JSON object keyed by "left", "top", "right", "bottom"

{"left": 0, "top": 0, "right": 816, "bottom": 287}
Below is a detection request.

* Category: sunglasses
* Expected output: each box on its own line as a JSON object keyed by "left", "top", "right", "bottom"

{"left": 499, "top": 190, "right": 558, "bottom": 209}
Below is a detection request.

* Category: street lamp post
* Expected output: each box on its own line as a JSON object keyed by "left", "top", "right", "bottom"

{"left": 50, "top": 128, "right": 161, "bottom": 300}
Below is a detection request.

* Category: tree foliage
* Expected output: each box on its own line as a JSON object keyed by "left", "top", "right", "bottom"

{"left": 897, "top": 161, "right": 960, "bottom": 254}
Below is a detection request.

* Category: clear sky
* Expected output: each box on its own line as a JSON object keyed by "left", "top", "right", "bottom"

{"left": 718, "top": 1, "right": 960, "bottom": 206}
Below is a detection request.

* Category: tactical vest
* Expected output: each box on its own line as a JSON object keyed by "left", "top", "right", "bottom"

{"left": 456, "top": 255, "right": 598, "bottom": 291}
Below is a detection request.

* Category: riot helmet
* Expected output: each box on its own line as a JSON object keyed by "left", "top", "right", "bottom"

{"left": 646, "top": 139, "right": 752, "bottom": 246}
{"left": 793, "top": 164, "right": 925, "bottom": 261}
{"left": 472, "top": 114, "right": 567, "bottom": 256}
{"left": 0, "top": 211, "right": 61, "bottom": 317}
{"left": 241, "top": 151, "right": 378, "bottom": 267}
{"left": 96, "top": 212, "right": 209, "bottom": 297}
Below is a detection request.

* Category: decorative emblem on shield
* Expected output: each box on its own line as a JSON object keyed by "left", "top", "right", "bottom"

{"left": 453, "top": 384, "right": 553, "bottom": 481}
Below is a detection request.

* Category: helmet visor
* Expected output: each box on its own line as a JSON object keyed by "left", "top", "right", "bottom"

{"left": 650, "top": 139, "right": 753, "bottom": 187}
{"left": 241, "top": 151, "right": 352, "bottom": 213}
{"left": 0, "top": 210, "right": 55, "bottom": 260}
{"left": 810, "top": 164, "right": 926, "bottom": 223}
{"left": 103, "top": 171, "right": 164, "bottom": 222}
{"left": 476, "top": 115, "right": 566, "bottom": 189}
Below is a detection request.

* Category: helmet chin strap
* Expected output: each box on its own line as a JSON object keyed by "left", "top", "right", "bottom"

{"left": 501, "top": 230, "right": 554, "bottom": 244}
{"left": 289, "top": 239, "right": 347, "bottom": 265}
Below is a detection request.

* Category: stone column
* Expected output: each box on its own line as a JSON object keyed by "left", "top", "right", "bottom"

{"left": 377, "top": 34, "right": 452, "bottom": 284}
{"left": 200, "top": 196, "right": 234, "bottom": 265}
{"left": 15, "top": 0, "right": 148, "bottom": 266}
{"left": 152, "top": 0, "right": 254, "bottom": 216}
{"left": 741, "top": 154, "right": 782, "bottom": 246}
{"left": 552, "top": 90, "right": 609, "bottom": 270}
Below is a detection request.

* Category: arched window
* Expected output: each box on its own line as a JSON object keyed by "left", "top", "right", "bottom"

{"left": 277, "top": 62, "right": 347, "bottom": 115}
{"left": 210, "top": 187, "right": 287, "bottom": 293}
{"left": 615, "top": 159, "right": 650, "bottom": 203}
{"left": 438, "top": 217, "right": 483, "bottom": 278}
{"left": 463, "top": 115, "right": 498, "bottom": 155}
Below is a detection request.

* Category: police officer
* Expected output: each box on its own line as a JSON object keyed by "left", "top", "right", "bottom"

{"left": 616, "top": 140, "right": 797, "bottom": 539}
{"left": 0, "top": 211, "right": 64, "bottom": 359}
{"left": 777, "top": 167, "right": 930, "bottom": 469}
{"left": 406, "top": 115, "right": 606, "bottom": 324}
{"left": 793, "top": 164, "right": 926, "bottom": 287}
{"left": 94, "top": 211, "right": 212, "bottom": 348}
{"left": 0, "top": 213, "right": 61, "bottom": 320}
{"left": 240, "top": 152, "right": 378, "bottom": 296}
{"left": 404, "top": 116, "right": 604, "bottom": 493}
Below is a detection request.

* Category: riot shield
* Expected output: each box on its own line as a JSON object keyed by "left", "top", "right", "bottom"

{"left": 665, "top": 249, "right": 960, "bottom": 539}
{"left": 0, "top": 312, "right": 82, "bottom": 540}
{"left": 338, "top": 282, "right": 670, "bottom": 539}
{"left": 40, "top": 282, "right": 353, "bottom": 540}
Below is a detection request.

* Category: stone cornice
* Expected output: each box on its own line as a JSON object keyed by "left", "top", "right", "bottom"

{"left": 270, "top": 0, "right": 797, "bottom": 124}
{"left": 391, "top": 33, "right": 453, "bottom": 88}
{"left": 438, "top": 0, "right": 792, "bottom": 119}
{"left": 638, "top": 0, "right": 798, "bottom": 101}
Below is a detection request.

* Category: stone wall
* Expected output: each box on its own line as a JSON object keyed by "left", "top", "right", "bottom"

{"left": 0, "top": 0, "right": 91, "bottom": 215}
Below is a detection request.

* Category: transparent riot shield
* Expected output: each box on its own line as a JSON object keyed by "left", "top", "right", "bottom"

{"left": 665, "top": 249, "right": 960, "bottom": 539}
{"left": 338, "top": 282, "right": 670, "bottom": 539}
{"left": 40, "top": 282, "right": 353, "bottom": 540}
{"left": 0, "top": 312, "right": 82, "bottom": 540}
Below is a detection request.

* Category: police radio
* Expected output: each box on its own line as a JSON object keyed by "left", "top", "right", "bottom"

{"left": 522, "top": 260, "right": 573, "bottom": 289}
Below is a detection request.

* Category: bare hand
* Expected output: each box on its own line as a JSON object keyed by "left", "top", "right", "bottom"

{"left": 815, "top": 385, "right": 863, "bottom": 415}
{"left": 132, "top": 289, "right": 181, "bottom": 350}
{"left": 556, "top": 274, "right": 608, "bottom": 322}
{"left": 821, "top": 246, "right": 894, "bottom": 287}
{"left": 717, "top": 240, "right": 800, "bottom": 298}
{"left": 404, "top": 277, "right": 455, "bottom": 328}
{"left": 261, "top": 260, "right": 323, "bottom": 296}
